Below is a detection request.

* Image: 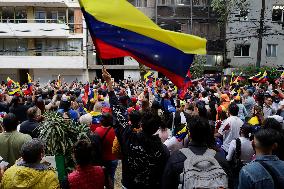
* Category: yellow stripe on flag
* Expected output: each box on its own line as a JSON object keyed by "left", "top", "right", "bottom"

{"left": 79, "top": 0, "right": 206, "bottom": 55}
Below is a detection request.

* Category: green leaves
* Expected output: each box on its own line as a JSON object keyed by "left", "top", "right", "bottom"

{"left": 211, "top": 0, "right": 250, "bottom": 23}
{"left": 190, "top": 55, "right": 207, "bottom": 79}
{"left": 38, "top": 111, "right": 90, "bottom": 156}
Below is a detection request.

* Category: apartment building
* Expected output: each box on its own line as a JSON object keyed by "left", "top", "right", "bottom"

{"left": 226, "top": 0, "right": 284, "bottom": 68}
{"left": 156, "top": 0, "right": 224, "bottom": 69}
{"left": 0, "top": 0, "right": 88, "bottom": 84}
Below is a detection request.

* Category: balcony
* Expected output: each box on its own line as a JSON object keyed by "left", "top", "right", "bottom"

{"left": 0, "top": 0, "right": 68, "bottom": 7}
{"left": 0, "top": 20, "right": 83, "bottom": 38}
{"left": 0, "top": 55, "right": 85, "bottom": 69}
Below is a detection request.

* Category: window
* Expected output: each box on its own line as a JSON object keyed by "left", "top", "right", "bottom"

{"left": 234, "top": 44, "right": 250, "bottom": 57}
{"left": 0, "top": 39, "right": 3, "bottom": 54}
{"left": 158, "top": 0, "right": 166, "bottom": 5}
{"left": 15, "top": 7, "right": 27, "bottom": 23}
{"left": 2, "top": 7, "right": 15, "bottom": 23}
{"left": 68, "top": 8, "right": 75, "bottom": 24}
{"left": 35, "top": 39, "right": 44, "bottom": 56}
{"left": 272, "top": 5, "right": 284, "bottom": 22}
{"left": 0, "top": 39, "right": 28, "bottom": 55}
{"left": 58, "top": 9, "right": 66, "bottom": 23}
{"left": 266, "top": 44, "right": 277, "bottom": 57}
{"left": 17, "top": 39, "right": 28, "bottom": 55}
{"left": 67, "top": 39, "right": 82, "bottom": 51}
{"left": 35, "top": 39, "right": 82, "bottom": 56}
{"left": 47, "top": 11, "right": 58, "bottom": 23}
{"left": 135, "top": 0, "right": 147, "bottom": 7}
{"left": 236, "top": 9, "right": 249, "bottom": 21}
{"left": 35, "top": 11, "right": 46, "bottom": 23}
{"left": 193, "top": 0, "right": 207, "bottom": 6}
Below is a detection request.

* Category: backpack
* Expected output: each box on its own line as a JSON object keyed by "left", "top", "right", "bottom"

{"left": 178, "top": 148, "right": 228, "bottom": 189}
{"left": 89, "top": 127, "right": 112, "bottom": 165}
{"left": 229, "top": 138, "right": 244, "bottom": 176}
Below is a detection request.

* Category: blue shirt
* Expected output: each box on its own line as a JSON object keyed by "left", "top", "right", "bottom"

{"left": 238, "top": 155, "right": 284, "bottom": 189}
{"left": 57, "top": 109, "right": 79, "bottom": 121}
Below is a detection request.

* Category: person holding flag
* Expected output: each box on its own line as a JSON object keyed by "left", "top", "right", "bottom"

{"left": 144, "top": 71, "right": 154, "bottom": 87}
{"left": 56, "top": 74, "right": 61, "bottom": 88}
{"left": 6, "top": 77, "right": 22, "bottom": 96}
{"left": 24, "top": 73, "right": 33, "bottom": 96}
{"left": 249, "top": 72, "right": 262, "bottom": 82}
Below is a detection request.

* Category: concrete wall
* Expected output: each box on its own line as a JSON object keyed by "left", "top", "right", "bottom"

{"left": 124, "top": 70, "right": 141, "bottom": 81}
{"left": 227, "top": 0, "right": 284, "bottom": 67}
{"left": 124, "top": 56, "right": 139, "bottom": 66}
{"left": 0, "top": 68, "right": 88, "bottom": 85}
{"left": 0, "top": 56, "right": 85, "bottom": 69}
{"left": 0, "top": 69, "right": 19, "bottom": 82}
{"left": 33, "top": 69, "right": 88, "bottom": 85}
{"left": 0, "top": 23, "right": 71, "bottom": 38}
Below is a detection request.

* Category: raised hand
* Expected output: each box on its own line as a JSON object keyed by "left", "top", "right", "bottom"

{"left": 102, "top": 67, "right": 114, "bottom": 91}
{"left": 102, "top": 66, "right": 112, "bottom": 85}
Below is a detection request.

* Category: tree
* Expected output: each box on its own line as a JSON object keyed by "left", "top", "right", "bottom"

{"left": 211, "top": 0, "right": 249, "bottom": 68}
{"left": 211, "top": 0, "right": 249, "bottom": 24}
{"left": 190, "top": 55, "right": 206, "bottom": 79}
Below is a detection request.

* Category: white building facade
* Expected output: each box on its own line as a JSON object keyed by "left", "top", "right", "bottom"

{"left": 226, "top": 0, "right": 284, "bottom": 68}
{"left": 0, "top": 0, "right": 88, "bottom": 85}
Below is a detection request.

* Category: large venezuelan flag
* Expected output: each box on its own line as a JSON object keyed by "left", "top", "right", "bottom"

{"left": 79, "top": 0, "right": 207, "bottom": 88}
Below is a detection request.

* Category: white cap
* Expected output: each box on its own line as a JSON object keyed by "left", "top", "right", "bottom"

{"left": 268, "top": 115, "right": 284, "bottom": 123}
{"left": 62, "top": 94, "right": 68, "bottom": 102}
{"left": 279, "top": 100, "right": 284, "bottom": 107}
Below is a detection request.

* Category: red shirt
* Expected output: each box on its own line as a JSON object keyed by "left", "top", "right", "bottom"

{"left": 68, "top": 165, "right": 104, "bottom": 189}
{"left": 95, "top": 126, "right": 117, "bottom": 161}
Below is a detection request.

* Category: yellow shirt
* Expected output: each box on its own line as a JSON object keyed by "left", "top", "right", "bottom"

{"left": 1, "top": 165, "right": 59, "bottom": 189}
{"left": 248, "top": 116, "right": 260, "bottom": 126}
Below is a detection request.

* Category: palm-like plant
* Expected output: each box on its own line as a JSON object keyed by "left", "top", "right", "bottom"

{"left": 38, "top": 111, "right": 89, "bottom": 155}
{"left": 38, "top": 111, "right": 90, "bottom": 180}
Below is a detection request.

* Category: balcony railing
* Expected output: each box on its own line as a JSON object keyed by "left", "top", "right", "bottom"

{"left": 0, "top": 50, "right": 84, "bottom": 56}
{"left": 0, "top": 19, "right": 83, "bottom": 34}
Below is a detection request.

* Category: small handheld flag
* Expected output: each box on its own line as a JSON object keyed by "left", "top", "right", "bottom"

{"left": 249, "top": 72, "right": 262, "bottom": 82}
{"left": 258, "top": 71, "right": 268, "bottom": 83}
{"left": 27, "top": 73, "right": 33, "bottom": 94}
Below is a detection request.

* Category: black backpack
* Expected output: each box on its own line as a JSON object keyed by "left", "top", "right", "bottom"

{"left": 229, "top": 138, "right": 244, "bottom": 176}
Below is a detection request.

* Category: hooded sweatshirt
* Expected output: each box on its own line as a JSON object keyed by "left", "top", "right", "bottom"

{"left": 1, "top": 163, "right": 59, "bottom": 189}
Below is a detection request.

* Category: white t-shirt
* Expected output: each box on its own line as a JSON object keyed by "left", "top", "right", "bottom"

{"left": 164, "top": 136, "right": 189, "bottom": 154}
{"left": 218, "top": 116, "right": 243, "bottom": 152}
{"left": 226, "top": 137, "right": 254, "bottom": 164}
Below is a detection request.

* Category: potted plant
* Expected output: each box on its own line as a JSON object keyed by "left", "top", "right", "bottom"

{"left": 38, "top": 111, "right": 90, "bottom": 181}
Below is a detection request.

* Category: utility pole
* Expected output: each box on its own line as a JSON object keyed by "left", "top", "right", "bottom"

{"left": 155, "top": 0, "right": 158, "bottom": 24}
{"left": 256, "top": 0, "right": 265, "bottom": 68}
{"left": 190, "top": 0, "right": 193, "bottom": 33}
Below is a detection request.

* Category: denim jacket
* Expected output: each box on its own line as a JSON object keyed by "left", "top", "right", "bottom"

{"left": 238, "top": 155, "right": 284, "bottom": 189}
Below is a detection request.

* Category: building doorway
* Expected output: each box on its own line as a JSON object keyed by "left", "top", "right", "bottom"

{"left": 96, "top": 69, "right": 124, "bottom": 81}
{"left": 19, "top": 69, "right": 29, "bottom": 85}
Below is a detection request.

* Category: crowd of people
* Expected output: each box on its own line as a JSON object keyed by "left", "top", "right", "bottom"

{"left": 0, "top": 68, "right": 284, "bottom": 189}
